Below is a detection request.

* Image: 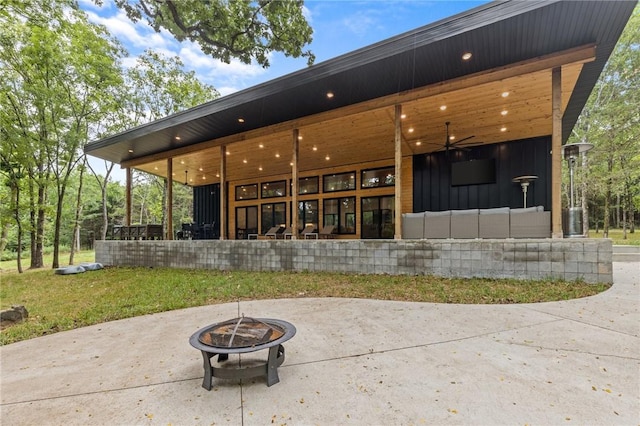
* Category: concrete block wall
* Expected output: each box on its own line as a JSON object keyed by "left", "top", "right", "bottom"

{"left": 95, "top": 238, "right": 613, "bottom": 283}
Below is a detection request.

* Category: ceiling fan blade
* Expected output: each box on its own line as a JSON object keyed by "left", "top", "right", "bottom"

{"left": 450, "top": 135, "right": 475, "bottom": 146}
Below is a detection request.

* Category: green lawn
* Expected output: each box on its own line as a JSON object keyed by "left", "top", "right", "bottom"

{"left": 589, "top": 228, "right": 640, "bottom": 245}
{"left": 1, "top": 266, "right": 609, "bottom": 345}
{"left": 0, "top": 250, "right": 95, "bottom": 273}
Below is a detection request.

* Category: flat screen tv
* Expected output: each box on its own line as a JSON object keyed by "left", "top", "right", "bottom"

{"left": 451, "top": 158, "right": 496, "bottom": 186}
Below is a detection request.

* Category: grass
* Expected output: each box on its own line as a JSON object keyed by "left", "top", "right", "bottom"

{"left": 0, "top": 250, "right": 96, "bottom": 272}
{"left": 589, "top": 228, "right": 640, "bottom": 246}
{"left": 1, "top": 266, "right": 610, "bottom": 345}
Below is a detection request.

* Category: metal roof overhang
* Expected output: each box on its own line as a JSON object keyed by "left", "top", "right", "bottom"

{"left": 84, "top": 0, "right": 636, "bottom": 184}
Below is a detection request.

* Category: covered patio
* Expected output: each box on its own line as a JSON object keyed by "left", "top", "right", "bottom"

{"left": 85, "top": 1, "right": 634, "bottom": 283}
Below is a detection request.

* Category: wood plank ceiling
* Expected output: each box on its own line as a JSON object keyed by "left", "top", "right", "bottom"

{"left": 135, "top": 60, "right": 584, "bottom": 186}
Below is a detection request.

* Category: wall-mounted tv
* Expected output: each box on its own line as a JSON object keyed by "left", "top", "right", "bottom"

{"left": 451, "top": 158, "right": 496, "bottom": 186}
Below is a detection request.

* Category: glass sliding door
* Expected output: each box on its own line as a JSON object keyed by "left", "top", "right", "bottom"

{"left": 236, "top": 205, "right": 258, "bottom": 239}
{"left": 361, "top": 196, "right": 395, "bottom": 239}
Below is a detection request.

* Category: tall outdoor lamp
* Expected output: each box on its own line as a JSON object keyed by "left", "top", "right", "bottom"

{"left": 561, "top": 142, "right": 593, "bottom": 237}
{"left": 512, "top": 175, "right": 538, "bottom": 208}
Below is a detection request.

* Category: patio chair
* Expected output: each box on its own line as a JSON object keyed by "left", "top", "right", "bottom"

{"left": 300, "top": 224, "right": 317, "bottom": 239}
{"left": 318, "top": 225, "right": 336, "bottom": 239}
{"left": 264, "top": 226, "right": 281, "bottom": 239}
{"left": 280, "top": 226, "right": 293, "bottom": 239}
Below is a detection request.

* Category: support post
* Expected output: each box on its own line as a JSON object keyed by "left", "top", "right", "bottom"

{"left": 551, "top": 67, "right": 563, "bottom": 238}
{"left": 291, "top": 129, "right": 299, "bottom": 240}
{"left": 125, "top": 167, "right": 132, "bottom": 226}
{"left": 394, "top": 104, "right": 403, "bottom": 239}
{"left": 167, "top": 158, "right": 173, "bottom": 240}
{"left": 220, "top": 145, "right": 226, "bottom": 240}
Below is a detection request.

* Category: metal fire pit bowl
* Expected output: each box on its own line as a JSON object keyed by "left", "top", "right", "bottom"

{"left": 189, "top": 317, "right": 296, "bottom": 389}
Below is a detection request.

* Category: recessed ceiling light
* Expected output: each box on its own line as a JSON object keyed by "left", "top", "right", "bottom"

{"left": 189, "top": 178, "right": 193, "bottom": 182}
{"left": 172, "top": 172, "right": 175, "bottom": 176}
{"left": 312, "top": 146, "right": 318, "bottom": 151}
{"left": 259, "top": 143, "right": 264, "bottom": 149}
{"left": 226, "top": 151, "right": 230, "bottom": 155}
{"left": 408, "top": 127, "right": 414, "bottom": 133}
{"left": 501, "top": 91, "right": 510, "bottom": 98}
{"left": 449, "top": 135, "right": 456, "bottom": 141}
{"left": 180, "top": 160, "right": 185, "bottom": 165}
{"left": 501, "top": 110, "right": 508, "bottom": 116}
{"left": 501, "top": 126, "right": 508, "bottom": 132}
{"left": 416, "top": 141, "right": 422, "bottom": 146}
{"left": 326, "top": 92, "right": 334, "bottom": 99}
{"left": 199, "top": 167, "right": 203, "bottom": 171}
{"left": 128, "top": 149, "right": 134, "bottom": 153}
{"left": 462, "top": 52, "right": 472, "bottom": 61}
{"left": 298, "top": 135, "right": 303, "bottom": 140}
{"left": 238, "top": 118, "right": 245, "bottom": 123}
{"left": 275, "top": 153, "right": 280, "bottom": 158}
{"left": 401, "top": 114, "right": 407, "bottom": 119}
{"left": 325, "top": 155, "right": 330, "bottom": 161}
{"left": 175, "top": 136, "right": 181, "bottom": 140}
{"left": 440, "top": 105, "right": 447, "bottom": 111}
{"left": 154, "top": 166, "right": 158, "bottom": 170}
{"left": 202, "top": 176, "right": 206, "bottom": 180}
{"left": 290, "top": 162, "right": 294, "bottom": 166}
{"left": 259, "top": 166, "right": 263, "bottom": 171}
{"left": 243, "top": 159, "right": 247, "bottom": 164}
{"left": 216, "top": 172, "right": 220, "bottom": 177}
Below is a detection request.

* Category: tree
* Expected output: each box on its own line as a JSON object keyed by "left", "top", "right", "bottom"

{"left": 110, "top": 0, "right": 314, "bottom": 67}
{"left": 1, "top": 0, "right": 125, "bottom": 268}
{"left": 569, "top": 6, "right": 640, "bottom": 237}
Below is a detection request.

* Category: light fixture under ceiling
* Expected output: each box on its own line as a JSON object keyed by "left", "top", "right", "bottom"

{"left": 462, "top": 52, "right": 472, "bottom": 60}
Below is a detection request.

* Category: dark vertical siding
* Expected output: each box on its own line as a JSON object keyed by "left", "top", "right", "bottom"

{"left": 413, "top": 137, "right": 551, "bottom": 212}
{"left": 193, "top": 183, "right": 220, "bottom": 237}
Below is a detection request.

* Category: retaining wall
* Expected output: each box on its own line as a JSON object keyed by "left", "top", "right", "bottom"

{"left": 95, "top": 239, "right": 613, "bottom": 283}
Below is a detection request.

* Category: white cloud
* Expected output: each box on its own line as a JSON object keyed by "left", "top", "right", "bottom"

{"left": 217, "top": 86, "right": 242, "bottom": 97}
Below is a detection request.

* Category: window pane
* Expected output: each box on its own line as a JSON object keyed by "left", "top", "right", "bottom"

{"left": 235, "top": 184, "right": 258, "bottom": 200}
{"left": 340, "top": 197, "right": 356, "bottom": 234}
{"left": 323, "top": 199, "right": 338, "bottom": 227}
{"left": 299, "top": 176, "right": 319, "bottom": 194}
{"left": 299, "top": 200, "right": 318, "bottom": 230}
{"left": 261, "top": 204, "right": 274, "bottom": 234}
{"left": 261, "top": 180, "right": 286, "bottom": 198}
{"left": 323, "top": 172, "right": 356, "bottom": 192}
{"left": 361, "top": 167, "right": 395, "bottom": 188}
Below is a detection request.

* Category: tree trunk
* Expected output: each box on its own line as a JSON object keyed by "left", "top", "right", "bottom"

{"left": 603, "top": 159, "right": 613, "bottom": 238}
{"left": 162, "top": 178, "right": 168, "bottom": 238}
{"left": 70, "top": 162, "right": 86, "bottom": 265}
{"left": 9, "top": 182, "right": 23, "bottom": 273}
{"left": 28, "top": 176, "right": 37, "bottom": 267}
{"left": 0, "top": 222, "right": 9, "bottom": 254}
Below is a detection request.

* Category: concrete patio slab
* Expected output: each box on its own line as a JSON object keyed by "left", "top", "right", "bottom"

{"left": 1, "top": 262, "right": 638, "bottom": 425}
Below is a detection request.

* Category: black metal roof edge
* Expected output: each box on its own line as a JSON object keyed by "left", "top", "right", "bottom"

{"left": 84, "top": 0, "right": 559, "bottom": 153}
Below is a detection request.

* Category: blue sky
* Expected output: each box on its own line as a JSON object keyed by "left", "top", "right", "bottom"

{"left": 80, "top": 0, "right": 489, "bottom": 97}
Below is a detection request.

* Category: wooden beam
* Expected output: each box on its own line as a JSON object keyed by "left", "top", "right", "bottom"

{"left": 219, "top": 145, "right": 226, "bottom": 240}
{"left": 551, "top": 67, "right": 563, "bottom": 238}
{"left": 291, "top": 129, "right": 299, "bottom": 240}
{"left": 394, "top": 105, "right": 403, "bottom": 239}
{"left": 121, "top": 44, "right": 596, "bottom": 169}
{"left": 125, "top": 167, "right": 132, "bottom": 226}
{"left": 166, "top": 158, "right": 173, "bottom": 240}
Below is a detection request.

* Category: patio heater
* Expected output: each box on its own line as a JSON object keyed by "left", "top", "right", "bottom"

{"left": 512, "top": 175, "right": 538, "bottom": 208}
{"left": 561, "top": 142, "right": 593, "bottom": 237}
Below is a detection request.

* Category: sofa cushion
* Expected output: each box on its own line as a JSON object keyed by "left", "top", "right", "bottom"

{"left": 479, "top": 207, "right": 510, "bottom": 215}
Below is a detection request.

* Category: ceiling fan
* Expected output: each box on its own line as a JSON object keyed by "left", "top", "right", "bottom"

{"left": 435, "top": 121, "right": 478, "bottom": 155}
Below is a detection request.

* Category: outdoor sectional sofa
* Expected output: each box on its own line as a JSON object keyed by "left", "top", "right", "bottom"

{"left": 402, "top": 206, "right": 550, "bottom": 239}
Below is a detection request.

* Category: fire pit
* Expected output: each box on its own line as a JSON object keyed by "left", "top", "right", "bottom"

{"left": 189, "top": 317, "right": 296, "bottom": 389}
